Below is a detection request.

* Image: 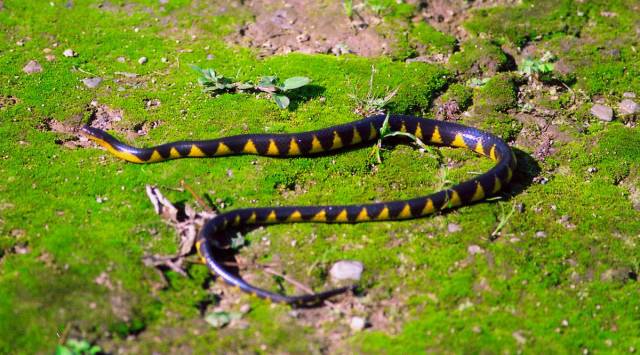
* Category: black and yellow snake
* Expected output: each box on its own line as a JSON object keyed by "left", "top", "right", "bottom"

{"left": 82, "top": 114, "right": 516, "bottom": 306}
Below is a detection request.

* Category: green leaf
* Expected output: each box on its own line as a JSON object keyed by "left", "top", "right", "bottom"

{"left": 55, "top": 345, "right": 73, "bottom": 355}
{"left": 282, "top": 76, "right": 310, "bottom": 91}
{"left": 274, "top": 95, "right": 290, "bottom": 109}
{"left": 258, "top": 76, "right": 277, "bottom": 88}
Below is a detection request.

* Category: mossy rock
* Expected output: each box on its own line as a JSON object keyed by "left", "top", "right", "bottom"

{"left": 447, "top": 38, "right": 509, "bottom": 78}
{"left": 409, "top": 22, "right": 457, "bottom": 55}
{"left": 472, "top": 73, "right": 518, "bottom": 113}
{"left": 440, "top": 83, "right": 473, "bottom": 111}
{"left": 478, "top": 112, "right": 523, "bottom": 142}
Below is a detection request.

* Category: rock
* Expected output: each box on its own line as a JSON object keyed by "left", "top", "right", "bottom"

{"left": 45, "top": 54, "right": 56, "bottom": 62}
{"left": 623, "top": 92, "right": 636, "bottom": 98}
{"left": 600, "top": 267, "right": 636, "bottom": 283}
{"left": 160, "top": 57, "right": 168, "bottom": 63}
{"left": 447, "top": 223, "right": 462, "bottom": 233}
{"left": 619, "top": 99, "right": 639, "bottom": 115}
{"left": 535, "top": 231, "right": 547, "bottom": 238}
{"left": 329, "top": 260, "right": 363, "bottom": 282}
{"left": 82, "top": 77, "right": 103, "bottom": 89}
{"left": 350, "top": 317, "right": 366, "bottom": 331}
{"left": 590, "top": 104, "right": 613, "bottom": 122}
{"left": 116, "top": 56, "right": 126, "bottom": 63}
{"left": 138, "top": 56, "right": 148, "bottom": 64}
{"left": 206, "top": 54, "right": 214, "bottom": 60}
{"left": 62, "top": 48, "right": 76, "bottom": 57}
{"left": 467, "top": 245, "right": 484, "bottom": 255}
{"left": 22, "top": 60, "right": 42, "bottom": 74}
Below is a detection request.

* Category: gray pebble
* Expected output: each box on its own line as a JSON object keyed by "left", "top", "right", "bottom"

{"left": 138, "top": 56, "right": 148, "bottom": 64}
{"left": 600, "top": 267, "right": 635, "bottom": 282}
{"left": 63, "top": 49, "right": 76, "bottom": 57}
{"left": 82, "top": 77, "right": 103, "bottom": 88}
{"left": 623, "top": 92, "right": 636, "bottom": 98}
{"left": 590, "top": 104, "right": 613, "bottom": 122}
{"left": 619, "top": 99, "right": 639, "bottom": 115}
{"left": 330, "top": 260, "right": 363, "bottom": 282}
{"left": 22, "top": 60, "right": 42, "bottom": 74}
{"left": 160, "top": 57, "right": 168, "bottom": 63}
{"left": 116, "top": 56, "right": 126, "bottom": 63}
{"left": 535, "top": 231, "right": 547, "bottom": 238}
{"left": 206, "top": 54, "right": 214, "bottom": 60}
{"left": 350, "top": 317, "right": 367, "bottom": 331}
{"left": 467, "top": 245, "right": 484, "bottom": 255}
{"left": 447, "top": 223, "right": 462, "bottom": 233}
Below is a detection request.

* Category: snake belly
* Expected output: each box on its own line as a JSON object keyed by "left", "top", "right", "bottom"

{"left": 81, "top": 114, "right": 517, "bottom": 306}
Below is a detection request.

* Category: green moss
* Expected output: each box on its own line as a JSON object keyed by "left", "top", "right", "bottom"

{"left": 472, "top": 73, "right": 518, "bottom": 113}
{"left": 409, "top": 22, "right": 457, "bottom": 55}
{"left": 441, "top": 83, "right": 473, "bottom": 111}
{"left": 479, "top": 112, "right": 523, "bottom": 141}
{"left": 464, "top": 0, "right": 587, "bottom": 47}
{"left": 448, "top": 39, "right": 509, "bottom": 78}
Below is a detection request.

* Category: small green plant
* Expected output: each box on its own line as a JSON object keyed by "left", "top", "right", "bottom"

{"left": 343, "top": 0, "right": 354, "bottom": 18}
{"left": 55, "top": 339, "right": 102, "bottom": 355}
{"left": 519, "top": 52, "right": 555, "bottom": 79}
{"left": 491, "top": 201, "right": 517, "bottom": 238}
{"left": 350, "top": 66, "right": 399, "bottom": 116}
{"left": 369, "top": 113, "right": 443, "bottom": 165}
{"left": 191, "top": 65, "right": 311, "bottom": 109}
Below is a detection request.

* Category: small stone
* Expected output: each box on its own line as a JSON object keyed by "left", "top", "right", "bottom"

{"left": 43, "top": 48, "right": 52, "bottom": 54}
{"left": 561, "top": 319, "right": 569, "bottom": 327}
{"left": 22, "top": 60, "right": 42, "bottom": 74}
{"left": 45, "top": 54, "right": 56, "bottom": 62}
{"left": 160, "top": 57, "right": 168, "bottom": 63}
{"left": 329, "top": 260, "right": 364, "bottom": 282}
{"left": 63, "top": 49, "right": 76, "bottom": 57}
{"left": 138, "top": 56, "right": 148, "bottom": 64}
{"left": 206, "top": 54, "right": 214, "bottom": 60}
{"left": 350, "top": 317, "right": 366, "bottom": 331}
{"left": 590, "top": 104, "right": 613, "bottom": 122}
{"left": 239, "top": 304, "right": 251, "bottom": 314}
{"left": 512, "top": 331, "right": 527, "bottom": 345}
{"left": 116, "top": 56, "right": 126, "bottom": 63}
{"left": 623, "top": 92, "right": 636, "bottom": 98}
{"left": 82, "top": 77, "right": 103, "bottom": 89}
{"left": 587, "top": 167, "right": 597, "bottom": 173}
{"left": 447, "top": 223, "right": 462, "bottom": 233}
{"left": 535, "top": 231, "right": 547, "bottom": 238}
{"left": 467, "top": 245, "right": 484, "bottom": 255}
{"left": 619, "top": 99, "right": 639, "bottom": 115}
{"left": 600, "top": 267, "right": 635, "bottom": 283}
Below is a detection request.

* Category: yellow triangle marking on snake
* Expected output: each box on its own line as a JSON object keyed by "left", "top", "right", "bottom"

{"left": 398, "top": 204, "right": 412, "bottom": 219}
{"left": 189, "top": 145, "right": 206, "bottom": 157}
{"left": 247, "top": 212, "right": 257, "bottom": 224}
{"left": 474, "top": 139, "right": 485, "bottom": 155}
{"left": 233, "top": 214, "right": 241, "bottom": 226}
{"left": 332, "top": 131, "right": 343, "bottom": 150}
{"left": 369, "top": 123, "right": 378, "bottom": 140}
{"left": 414, "top": 124, "right": 423, "bottom": 139}
{"left": 377, "top": 206, "right": 389, "bottom": 220}
{"left": 400, "top": 121, "right": 407, "bottom": 132}
{"left": 288, "top": 210, "right": 302, "bottom": 222}
{"left": 265, "top": 210, "right": 278, "bottom": 223}
{"left": 356, "top": 208, "right": 369, "bottom": 221}
{"left": 169, "top": 147, "right": 181, "bottom": 159}
{"left": 489, "top": 144, "right": 497, "bottom": 161}
{"left": 352, "top": 126, "right": 362, "bottom": 144}
{"left": 422, "top": 199, "right": 435, "bottom": 215}
{"left": 243, "top": 139, "right": 258, "bottom": 154}
{"left": 471, "top": 182, "right": 485, "bottom": 202}
{"left": 492, "top": 176, "right": 502, "bottom": 194}
{"left": 148, "top": 150, "right": 164, "bottom": 162}
{"left": 431, "top": 126, "right": 443, "bottom": 144}
{"left": 447, "top": 190, "right": 462, "bottom": 208}
{"left": 451, "top": 133, "right": 467, "bottom": 148}
{"left": 266, "top": 139, "right": 279, "bottom": 155}
{"left": 506, "top": 167, "right": 513, "bottom": 182}
{"left": 310, "top": 135, "right": 323, "bottom": 153}
{"left": 288, "top": 138, "right": 300, "bottom": 155}
{"left": 312, "top": 209, "right": 326, "bottom": 222}
{"left": 334, "top": 209, "right": 348, "bottom": 222}
{"left": 215, "top": 142, "right": 231, "bottom": 156}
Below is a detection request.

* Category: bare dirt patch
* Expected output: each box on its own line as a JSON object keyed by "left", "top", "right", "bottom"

{"left": 0, "top": 95, "right": 18, "bottom": 109}
{"left": 227, "top": 0, "right": 393, "bottom": 57}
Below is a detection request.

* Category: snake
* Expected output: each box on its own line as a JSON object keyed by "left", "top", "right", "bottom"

{"left": 81, "top": 114, "right": 516, "bottom": 306}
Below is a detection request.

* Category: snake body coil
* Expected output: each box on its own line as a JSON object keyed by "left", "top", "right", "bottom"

{"left": 82, "top": 114, "right": 516, "bottom": 306}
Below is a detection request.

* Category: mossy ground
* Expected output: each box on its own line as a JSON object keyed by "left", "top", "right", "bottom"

{"left": 1, "top": 0, "right": 639, "bottom": 353}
